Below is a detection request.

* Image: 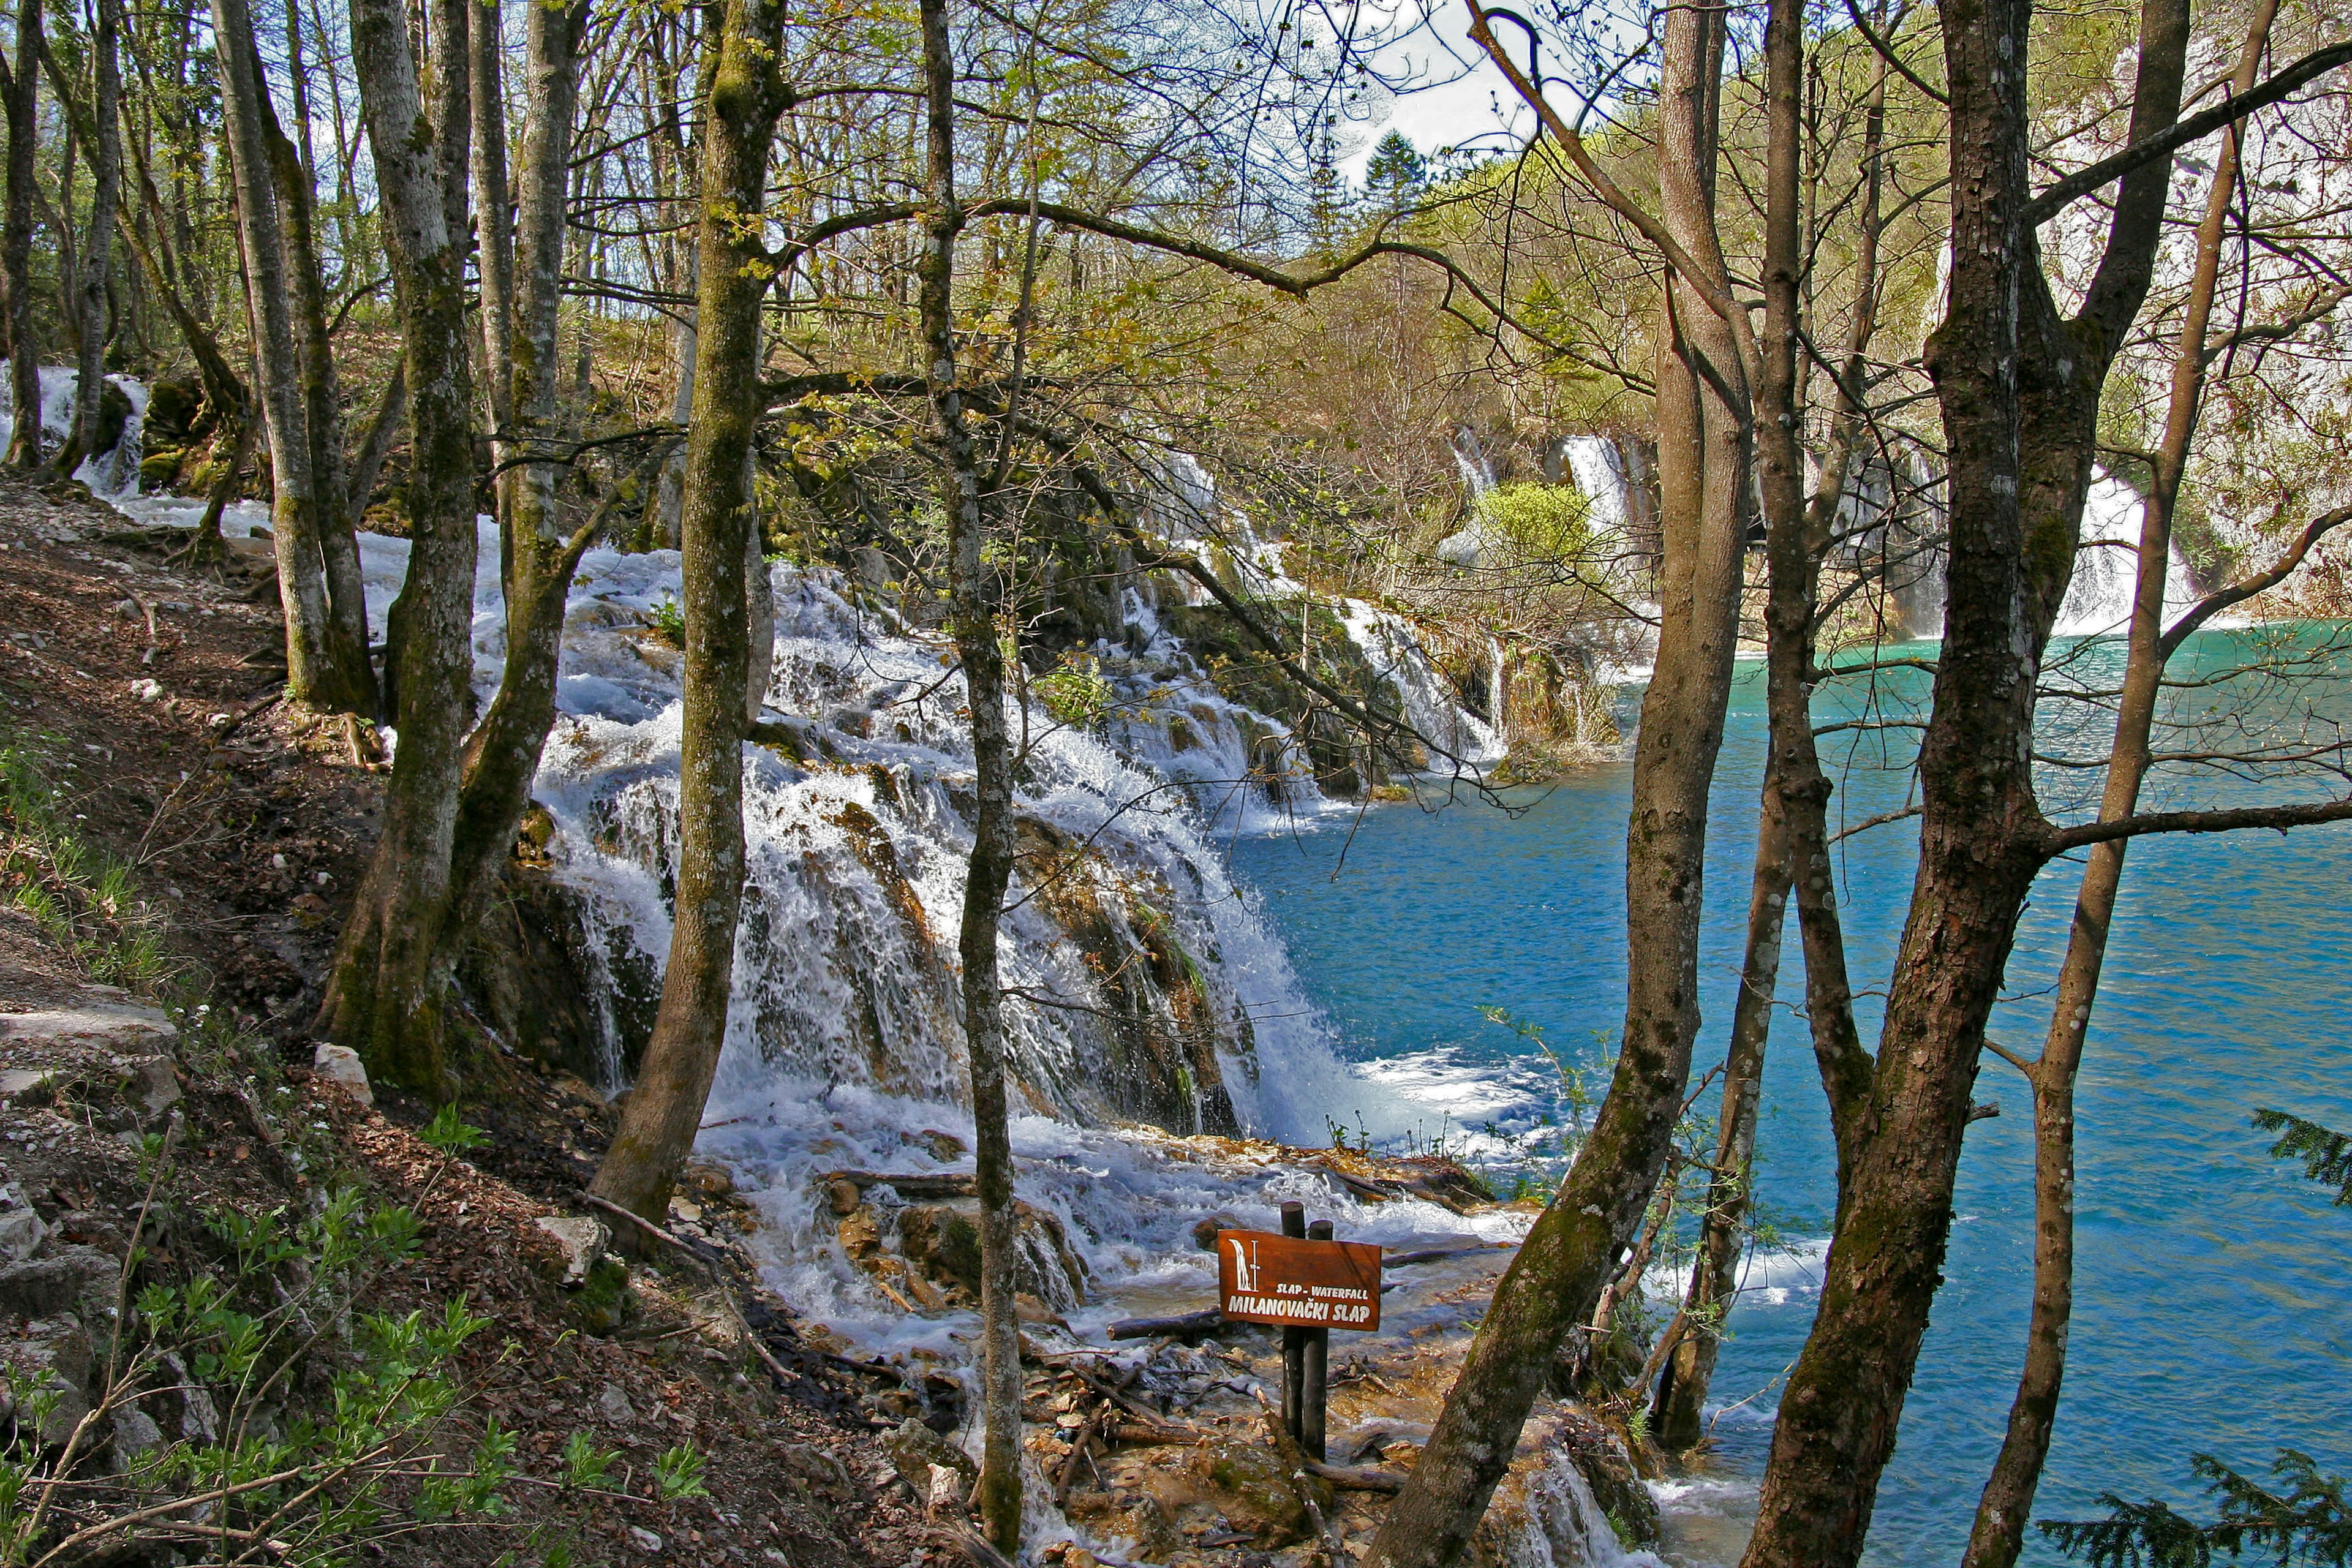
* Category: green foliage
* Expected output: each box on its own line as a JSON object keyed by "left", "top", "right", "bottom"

{"left": 561, "top": 1431, "right": 620, "bottom": 1491}
{"left": 654, "top": 1444, "right": 710, "bottom": 1501}
{"left": 2252, "top": 1109, "right": 2352, "bottom": 1205}
{"left": 1036, "top": 650, "right": 1115, "bottom": 729}
{"left": 421, "top": 1103, "right": 492, "bottom": 1156}
{"left": 647, "top": 596, "right": 687, "bottom": 647}
{"left": 0, "top": 731, "right": 170, "bottom": 989}
{"left": 2041, "top": 1452, "right": 2352, "bottom": 1567}
{"left": 1476, "top": 482, "right": 1594, "bottom": 567}
{"left": 0, "top": 1163, "right": 675, "bottom": 1564}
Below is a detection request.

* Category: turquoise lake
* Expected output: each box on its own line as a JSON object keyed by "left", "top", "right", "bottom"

{"left": 1229, "top": 627, "right": 2352, "bottom": 1565}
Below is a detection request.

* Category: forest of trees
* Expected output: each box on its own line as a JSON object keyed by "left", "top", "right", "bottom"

{"left": 2, "top": 0, "right": 2350, "bottom": 1559}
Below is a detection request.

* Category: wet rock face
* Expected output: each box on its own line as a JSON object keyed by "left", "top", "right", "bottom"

{"left": 1017, "top": 815, "right": 1242, "bottom": 1136}
{"left": 835, "top": 1192, "right": 1090, "bottom": 1316}
{"left": 458, "top": 862, "right": 640, "bottom": 1085}
{"left": 1157, "top": 1438, "right": 1335, "bottom": 1547}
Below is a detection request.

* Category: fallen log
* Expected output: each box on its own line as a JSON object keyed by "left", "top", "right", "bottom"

{"left": 1105, "top": 1308, "right": 1222, "bottom": 1341}
{"left": 823, "top": 1169, "right": 978, "bottom": 1199}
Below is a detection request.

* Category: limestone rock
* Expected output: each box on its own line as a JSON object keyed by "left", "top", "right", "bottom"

{"left": 0, "top": 1245, "right": 121, "bottom": 1321}
{"left": 4, "top": 1316, "right": 94, "bottom": 1443}
{"left": 110, "top": 1404, "right": 164, "bottom": 1469}
{"left": 1172, "top": 1438, "right": 1333, "bottom": 1547}
{"left": 0, "top": 1000, "right": 178, "bottom": 1057}
{"left": 312, "top": 1043, "right": 373, "bottom": 1108}
{"left": 535, "top": 1215, "right": 610, "bottom": 1287}
{"left": 884, "top": 1415, "right": 975, "bottom": 1496}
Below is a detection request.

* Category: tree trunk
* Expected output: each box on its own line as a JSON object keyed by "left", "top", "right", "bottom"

{"left": 1736, "top": 0, "right": 2191, "bottom": 1558}
{"left": 589, "top": 0, "right": 789, "bottom": 1217}
{"left": 1653, "top": 810, "right": 1787, "bottom": 1449}
{"left": 67, "top": 0, "right": 122, "bottom": 483}
{"left": 912, "top": 0, "right": 1023, "bottom": 1548}
{"left": 1959, "top": 6, "right": 2277, "bottom": 1563}
{"left": 211, "top": 0, "right": 372, "bottom": 714}
{"left": 320, "top": 0, "right": 482, "bottom": 1096}
{"left": 3, "top": 0, "right": 42, "bottom": 468}
{"left": 249, "top": 31, "right": 375, "bottom": 709}
{"left": 438, "top": 0, "right": 591, "bottom": 968}
{"left": 1659, "top": 0, "right": 1896, "bottom": 1443}
{"left": 470, "top": 0, "right": 517, "bottom": 594}
{"left": 1362, "top": 10, "right": 1750, "bottom": 1564}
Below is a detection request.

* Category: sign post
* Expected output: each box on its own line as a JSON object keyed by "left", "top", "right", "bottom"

{"left": 1216, "top": 1212, "right": 1382, "bottom": 1463}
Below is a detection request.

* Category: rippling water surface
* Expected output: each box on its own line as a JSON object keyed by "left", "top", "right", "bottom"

{"left": 1231, "top": 628, "right": 2352, "bottom": 1565}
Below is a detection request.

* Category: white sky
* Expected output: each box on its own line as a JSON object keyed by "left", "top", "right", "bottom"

{"left": 1336, "top": 0, "right": 1535, "bottom": 178}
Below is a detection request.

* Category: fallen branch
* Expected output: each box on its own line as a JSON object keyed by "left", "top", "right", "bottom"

{"left": 1106, "top": 1308, "right": 1221, "bottom": 1341}
{"left": 823, "top": 1169, "right": 979, "bottom": 1199}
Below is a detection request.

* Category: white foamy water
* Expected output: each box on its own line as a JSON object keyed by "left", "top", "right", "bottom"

{"left": 2053, "top": 472, "right": 2202, "bottom": 637}
{"left": 0, "top": 362, "right": 151, "bottom": 499}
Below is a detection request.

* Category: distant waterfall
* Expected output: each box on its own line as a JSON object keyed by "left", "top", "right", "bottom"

{"left": 1559, "top": 435, "right": 1630, "bottom": 539}
{"left": 2052, "top": 472, "right": 2199, "bottom": 636}
{"left": 0, "top": 364, "right": 148, "bottom": 498}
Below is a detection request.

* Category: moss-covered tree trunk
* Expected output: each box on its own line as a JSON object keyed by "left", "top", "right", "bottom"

{"left": 210, "top": 0, "right": 374, "bottom": 714}
{"left": 590, "top": 0, "right": 789, "bottom": 1218}
{"left": 1736, "top": 0, "right": 2191, "bottom": 1559}
{"left": 1, "top": 0, "right": 40, "bottom": 470}
{"left": 1363, "top": 10, "right": 1750, "bottom": 1562}
{"left": 439, "top": 0, "right": 593, "bottom": 958}
{"left": 64, "top": 0, "right": 121, "bottom": 480}
{"left": 319, "top": 0, "right": 481, "bottom": 1096}
{"left": 913, "top": 0, "right": 1023, "bottom": 1548}
{"left": 1959, "top": 7, "right": 2279, "bottom": 1563}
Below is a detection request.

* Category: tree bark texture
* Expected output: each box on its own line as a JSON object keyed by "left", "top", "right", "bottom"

{"left": 1362, "top": 8, "right": 1749, "bottom": 1562}
{"left": 66, "top": 0, "right": 121, "bottom": 481}
{"left": 1736, "top": 0, "right": 2191, "bottom": 1558}
{"left": 211, "top": 0, "right": 372, "bottom": 714}
{"left": 590, "top": 0, "right": 789, "bottom": 1218}
{"left": 916, "top": 0, "right": 1023, "bottom": 1548}
{"left": 1960, "top": 6, "right": 2276, "bottom": 1563}
{"left": 320, "top": 0, "right": 482, "bottom": 1095}
{"left": 249, "top": 30, "right": 375, "bottom": 709}
{"left": 440, "top": 0, "right": 592, "bottom": 966}
{"left": 1, "top": 0, "right": 38, "bottom": 469}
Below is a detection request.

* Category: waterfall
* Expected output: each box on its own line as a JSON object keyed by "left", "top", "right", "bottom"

{"left": 1338, "top": 600, "right": 1508, "bottom": 766}
{"left": 1504, "top": 1449, "right": 1665, "bottom": 1568}
{"left": 0, "top": 364, "right": 147, "bottom": 498}
{"left": 1560, "top": 436, "right": 1629, "bottom": 540}
{"left": 2052, "top": 472, "right": 2199, "bottom": 637}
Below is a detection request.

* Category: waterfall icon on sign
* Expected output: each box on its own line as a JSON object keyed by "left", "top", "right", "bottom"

{"left": 1227, "top": 1235, "right": 1260, "bottom": 1294}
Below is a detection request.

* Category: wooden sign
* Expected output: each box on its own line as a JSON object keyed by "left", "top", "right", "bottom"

{"left": 1216, "top": 1228, "right": 1382, "bottom": 1332}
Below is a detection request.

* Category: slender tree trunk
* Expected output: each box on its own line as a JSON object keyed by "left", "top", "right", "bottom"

{"left": 320, "top": 0, "right": 482, "bottom": 1096}
{"left": 911, "top": 0, "right": 1022, "bottom": 1547}
{"left": 590, "top": 0, "right": 788, "bottom": 1215}
{"left": 439, "top": 0, "right": 590, "bottom": 958}
{"left": 1363, "top": 10, "right": 1750, "bottom": 1564}
{"left": 470, "top": 0, "right": 516, "bottom": 584}
{"left": 1959, "top": 6, "right": 2277, "bottom": 1562}
{"left": 3, "top": 0, "right": 44, "bottom": 468}
{"left": 1659, "top": 2, "right": 1895, "bottom": 1442}
{"left": 211, "top": 0, "right": 371, "bottom": 714}
{"left": 1736, "top": 0, "right": 2190, "bottom": 1558}
{"left": 1654, "top": 809, "right": 1787, "bottom": 1449}
{"left": 67, "top": 0, "right": 123, "bottom": 482}
{"left": 249, "top": 32, "right": 376, "bottom": 709}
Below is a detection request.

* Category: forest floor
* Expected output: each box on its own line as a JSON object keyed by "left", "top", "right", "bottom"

{"left": 0, "top": 475, "right": 940, "bottom": 1567}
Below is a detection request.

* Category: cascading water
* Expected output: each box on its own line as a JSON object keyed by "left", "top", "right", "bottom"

{"left": 1338, "top": 600, "right": 1508, "bottom": 766}
{"left": 1559, "top": 435, "right": 1630, "bottom": 540}
{"left": 2052, "top": 471, "right": 2200, "bottom": 636}
{"left": 0, "top": 363, "right": 149, "bottom": 498}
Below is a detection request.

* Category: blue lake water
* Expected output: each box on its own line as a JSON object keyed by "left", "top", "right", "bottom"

{"left": 1229, "top": 628, "right": 2352, "bottom": 1565}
